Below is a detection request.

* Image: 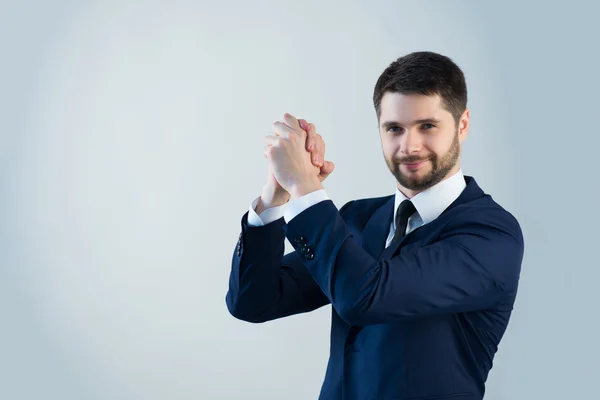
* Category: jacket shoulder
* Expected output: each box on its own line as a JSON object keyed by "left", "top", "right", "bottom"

{"left": 337, "top": 194, "right": 393, "bottom": 224}
{"left": 445, "top": 195, "right": 524, "bottom": 246}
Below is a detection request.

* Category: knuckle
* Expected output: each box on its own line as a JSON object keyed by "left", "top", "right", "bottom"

{"left": 290, "top": 130, "right": 305, "bottom": 142}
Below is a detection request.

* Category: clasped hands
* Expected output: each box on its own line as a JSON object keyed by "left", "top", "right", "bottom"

{"left": 257, "top": 113, "right": 334, "bottom": 213}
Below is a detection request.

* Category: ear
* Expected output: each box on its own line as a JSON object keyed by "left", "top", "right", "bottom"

{"left": 457, "top": 108, "right": 470, "bottom": 143}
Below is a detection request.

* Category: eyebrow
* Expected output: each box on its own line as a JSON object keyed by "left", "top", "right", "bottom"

{"left": 381, "top": 118, "right": 441, "bottom": 129}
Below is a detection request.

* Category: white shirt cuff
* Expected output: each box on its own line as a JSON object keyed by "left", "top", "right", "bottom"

{"left": 284, "top": 189, "right": 330, "bottom": 223}
{"left": 247, "top": 197, "right": 289, "bottom": 226}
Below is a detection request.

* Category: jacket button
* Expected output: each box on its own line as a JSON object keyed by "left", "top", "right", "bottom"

{"left": 304, "top": 253, "right": 314, "bottom": 260}
{"left": 300, "top": 246, "right": 310, "bottom": 254}
{"left": 294, "top": 236, "right": 306, "bottom": 244}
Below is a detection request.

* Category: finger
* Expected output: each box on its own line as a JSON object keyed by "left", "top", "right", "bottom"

{"left": 298, "top": 119, "right": 310, "bottom": 131}
{"left": 314, "top": 129, "right": 325, "bottom": 165}
{"left": 305, "top": 122, "right": 318, "bottom": 152}
{"left": 265, "top": 135, "right": 283, "bottom": 146}
{"left": 282, "top": 113, "right": 301, "bottom": 130}
{"left": 318, "top": 161, "right": 335, "bottom": 182}
{"left": 320, "top": 160, "right": 335, "bottom": 176}
{"left": 272, "top": 121, "right": 295, "bottom": 139}
{"left": 307, "top": 126, "right": 324, "bottom": 167}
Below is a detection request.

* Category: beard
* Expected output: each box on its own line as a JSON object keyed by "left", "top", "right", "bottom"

{"left": 386, "top": 132, "right": 460, "bottom": 192}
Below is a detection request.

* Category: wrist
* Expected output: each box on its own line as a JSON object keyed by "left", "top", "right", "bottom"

{"left": 289, "top": 178, "right": 323, "bottom": 200}
{"left": 257, "top": 184, "right": 290, "bottom": 212}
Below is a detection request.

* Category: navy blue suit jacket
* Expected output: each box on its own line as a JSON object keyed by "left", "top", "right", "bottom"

{"left": 226, "top": 176, "right": 524, "bottom": 400}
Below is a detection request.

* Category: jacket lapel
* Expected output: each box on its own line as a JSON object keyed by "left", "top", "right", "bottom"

{"left": 379, "top": 230, "right": 411, "bottom": 260}
{"left": 362, "top": 196, "right": 394, "bottom": 259}
{"left": 360, "top": 176, "right": 485, "bottom": 261}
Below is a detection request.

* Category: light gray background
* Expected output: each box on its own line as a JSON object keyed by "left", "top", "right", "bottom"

{"left": 1, "top": 1, "right": 598, "bottom": 399}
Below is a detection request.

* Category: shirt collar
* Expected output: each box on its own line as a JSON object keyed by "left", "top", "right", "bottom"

{"left": 393, "top": 169, "right": 467, "bottom": 229}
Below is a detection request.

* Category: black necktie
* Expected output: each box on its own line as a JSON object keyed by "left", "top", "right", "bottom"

{"left": 391, "top": 200, "right": 416, "bottom": 244}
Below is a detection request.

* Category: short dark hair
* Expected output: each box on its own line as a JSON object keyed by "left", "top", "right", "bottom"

{"left": 373, "top": 51, "right": 467, "bottom": 124}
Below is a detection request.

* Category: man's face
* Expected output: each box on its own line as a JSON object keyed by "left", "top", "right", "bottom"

{"left": 378, "top": 92, "right": 469, "bottom": 196}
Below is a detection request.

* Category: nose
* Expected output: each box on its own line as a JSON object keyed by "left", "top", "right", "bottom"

{"left": 400, "top": 129, "right": 422, "bottom": 154}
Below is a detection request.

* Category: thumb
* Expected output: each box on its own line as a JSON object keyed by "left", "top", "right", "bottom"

{"left": 320, "top": 160, "right": 335, "bottom": 176}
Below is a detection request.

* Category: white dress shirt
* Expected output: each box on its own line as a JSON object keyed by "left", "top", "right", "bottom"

{"left": 248, "top": 170, "right": 467, "bottom": 248}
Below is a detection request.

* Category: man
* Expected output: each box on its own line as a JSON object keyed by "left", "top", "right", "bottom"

{"left": 226, "top": 51, "right": 524, "bottom": 400}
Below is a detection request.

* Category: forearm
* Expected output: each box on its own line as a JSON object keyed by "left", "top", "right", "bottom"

{"left": 226, "top": 215, "right": 288, "bottom": 322}
{"left": 285, "top": 200, "right": 372, "bottom": 321}
{"left": 284, "top": 200, "right": 518, "bottom": 325}
{"left": 227, "top": 185, "right": 295, "bottom": 320}
{"left": 226, "top": 212, "right": 330, "bottom": 323}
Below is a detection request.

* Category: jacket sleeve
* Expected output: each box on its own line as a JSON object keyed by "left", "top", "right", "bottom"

{"left": 225, "top": 212, "right": 330, "bottom": 323}
{"left": 284, "top": 200, "right": 524, "bottom": 326}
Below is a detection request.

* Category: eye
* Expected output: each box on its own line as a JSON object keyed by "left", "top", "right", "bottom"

{"left": 421, "top": 123, "right": 435, "bottom": 130}
{"left": 387, "top": 126, "right": 403, "bottom": 134}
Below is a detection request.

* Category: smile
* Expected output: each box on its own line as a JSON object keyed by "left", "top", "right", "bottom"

{"left": 402, "top": 160, "right": 427, "bottom": 171}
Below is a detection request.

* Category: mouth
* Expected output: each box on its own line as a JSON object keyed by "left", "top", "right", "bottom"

{"left": 401, "top": 160, "right": 428, "bottom": 171}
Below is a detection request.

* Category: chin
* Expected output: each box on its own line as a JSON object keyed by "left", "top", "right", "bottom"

{"left": 402, "top": 166, "right": 430, "bottom": 177}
